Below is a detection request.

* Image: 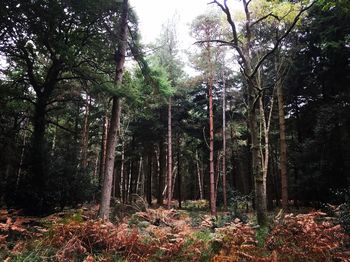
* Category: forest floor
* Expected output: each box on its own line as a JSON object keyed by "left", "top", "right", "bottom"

{"left": 0, "top": 200, "right": 349, "bottom": 261}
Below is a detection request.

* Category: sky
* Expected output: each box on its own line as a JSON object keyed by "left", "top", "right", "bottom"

{"left": 129, "top": 0, "right": 242, "bottom": 75}
{"left": 129, "top": 0, "right": 217, "bottom": 74}
{"left": 130, "top": 0, "right": 211, "bottom": 46}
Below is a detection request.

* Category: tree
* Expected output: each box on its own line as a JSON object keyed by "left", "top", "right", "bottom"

{"left": 275, "top": 56, "right": 288, "bottom": 209}
{"left": 151, "top": 17, "right": 185, "bottom": 208}
{"left": 191, "top": 11, "right": 225, "bottom": 215}
{"left": 284, "top": 0, "right": 350, "bottom": 205}
{"left": 99, "top": 0, "right": 129, "bottom": 220}
{"left": 208, "top": 0, "right": 314, "bottom": 224}
{"left": 222, "top": 72, "right": 227, "bottom": 211}
{"left": 0, "top": 0, "right": 120, "bottom": 213}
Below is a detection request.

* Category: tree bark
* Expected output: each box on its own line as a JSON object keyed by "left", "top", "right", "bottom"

{"left": 99, "top": 114, "right": 109, "bottom": 186}
{"left": 177, "top": 136, "right": 182, "bottom": 208}
{"left": 120, "top": 141, "right": 125, "bottom": 202}
{"left": 16, "top": 128, "right": 27, "bottom": 191}
{"left": 81, "top": 93, "right": 91, "bottom": 170}
{"left": 167, "top": 97, "right": 173, "bottom": 209}
{"left": 136, "top": 156, "right": 143, "bottom": 195}
{"left": 209, "top": 77, "right": 216, "bottom": 216}
{"left": 147, "top": 152, "right": 152, "bottom": 206}
{"left": 196, "top": 151, "right": 204, "bottom": 199}
{"left": 31, "top": 95, "right": 48, "bottom": 211}
{"left": 158, "top": 140, "right": 165, "bottom": 205}
{"left": 222, "top": 73, "right": 227, "bottom": 211}
{"left": 276, "top": 66, "right": 288, "bottom": 209}
{"left": 206, "top": 41, "right": 216, "bottom": 216}
{"left": 98, "top": 0, "right": 128, "bottom": 220}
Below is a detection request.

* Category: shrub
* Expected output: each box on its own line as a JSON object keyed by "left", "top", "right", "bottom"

{"left": 266, "top": 211, "right": 349, "bottom": 261}
{"left": 182, "top": 200, "right": 209, "bottom": 211}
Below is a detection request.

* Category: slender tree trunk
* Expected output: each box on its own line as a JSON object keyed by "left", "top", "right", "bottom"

{"left": 128, "top": 137, "right": 136, "bottom": 202}
{"left": 136, "top": 156, "right": 142, "bottom": 195}
{"left": 155, "top": 146, "right": 160, "bottom": 204}
{"left": 177, "top": 136, "right": 182, "bottom": 208}
{"left": 222, "top": 73, "right": 227, "bottom": 211}
{"left": 112, "top": 164, "right": 116, "bottom": 198}
{"left": 196, "top": 151, "right": 204, "bottom": 199}
{"left": 51, "top": 117, "right": 57, "bottom": 157}
{"left": 114, "top": 167, "right": 120, "bottom": 198}
{"left": 147, "top": 152, "right": 152, "bottom": 206}
{"left": 93, "top": 148, "right": 99, "bottom": 179}
{"left": 259, "top": 96, "right": 269, "bottom": 215}
{"left": 127, "top": 161, "right": 132, "bottom": 203}
{"left": 158, "top": 141, "right": 165, "bottom": 205}
{"left": 171, "top": 160, "right": 178, "bottom": 203}
{"left": 99, "top": 114, "right": 109, "bottom": 185}
{"left": 167, "top": 97, "right": 173, "bottom": 209}
{"left": 81, "top": 93, "right": 91, "bottom": 170}
{"left": 204, "top": 38, "right": 216, "bottom": 215}
{"left": 215, "top": 152, "right": 221, "bottom": 204}
{"left": 120, "top": 142, "right": 125, "bottom": 202}
{"left": 98, "top": 0, "right": 128, "bottom": 220}
{"left": 16, "top": 129, "right": 27, "bottom": 191}
{"left": 277, "top": 69, "right": 288, "bottom": 209}
{"left": 208, "top": 73, "right": 216, "bottom": 216}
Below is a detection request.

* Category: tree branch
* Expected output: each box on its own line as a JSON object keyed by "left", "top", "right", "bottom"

{"left": 250, "top": 1, "right": 316, "bottom": 78}
{"left": 194, "top": 39, "right": 236, "bottom": 47}
{"left": 47, "top": 119, "right": 75, "bottom": 134}
{"left": 250, "top": 13, "right": 280, "bottom": 28}
{"left": 18, "top": 47, "right": 40, "bottom": 93}
{"left": 210, "top": 0, "right": 238, "bottom": 46}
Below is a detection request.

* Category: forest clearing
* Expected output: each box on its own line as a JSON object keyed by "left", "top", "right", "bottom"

{"left": 1, "top": 0, "right": 349, "bottom": 261}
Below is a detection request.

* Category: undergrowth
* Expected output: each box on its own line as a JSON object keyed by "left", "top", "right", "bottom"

{"left": 1, "top": 207, "right": 349, "bottom": 261}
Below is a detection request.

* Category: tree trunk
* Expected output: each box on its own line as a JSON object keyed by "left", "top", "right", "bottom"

{"left": 120, "top": 141, "right": 125, "bottom": 202}
{"left": 222, "top": 73, "right": 227, "bottom": 211}
{"left": 208, "top": 72, "right": 216, "bottom": 216}
{"left": 81, "top": 93, "right": 91, "bottom": 171}
{"left": 158, "top": 140, "right": 165, "bottom": 205}
{"left": 98, "top": 0, "right": 128, "bottom": 220}
{"left": 167, "top": 97, "right": 173, "bottom": 209}
{"left": 215, "top": 152, "right": 221, "bottom": 204}
{"left": 99, "top": 97, "right": 122, "bottom": 219}
{"left": 93, "top": 148, "right": 99, "bottom": 179}
{"left": 248, "top": 88, "right": 266, "bottom": 225}
{"left": 147, "top": 152, "right": 152, "bottom": 206}
{"left": 16, "top": 129, "right": 27, "bottom": 191}
{"left": 136, "top": 156, "right": 143, "bottom": 195}
{"left": 99, "top": 114, "right": 109, "bottom": 185}
{"left": 30, "top": 95, "right": 48, "bottom": 211}
{"left": 196, "top": 151, "right": 204, "bottom": 199}
{"left": 177, "top": 136, "right": 182, "bottom": 208}
{"left": 277, "top": 71, "right": 288, "bottom": 209}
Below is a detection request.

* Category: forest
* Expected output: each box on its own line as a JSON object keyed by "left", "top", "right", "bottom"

{"left": 0, "top": 0, "right": 349, "bottom": 261}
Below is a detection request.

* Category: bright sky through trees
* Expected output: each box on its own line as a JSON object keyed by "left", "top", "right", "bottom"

{"left": 130, "top": 0, "right": 208, "bottom": 45}
{"left": 130, "top": 0, "right": 240, "bottom": 75}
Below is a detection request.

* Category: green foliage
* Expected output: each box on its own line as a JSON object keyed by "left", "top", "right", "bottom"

{"left": 92, "top": 71, "right": 142, "bottom": 104}
{"left": 217, "top": 187, "right": 251, "bottom": 222}
{"left": 183, "top": 200, "right": 209, "bottom": 211}
{"left": 148, "top": 65, "right": 174, "bottom": 97}
{"left": 339, "top": 203, "right": 350, "bottom": 234}
{"left": 328, "top": 187, "right": 350, "bottom": 234}
{"left": 256, "top": 225, "right": 269, "bottom": 248}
